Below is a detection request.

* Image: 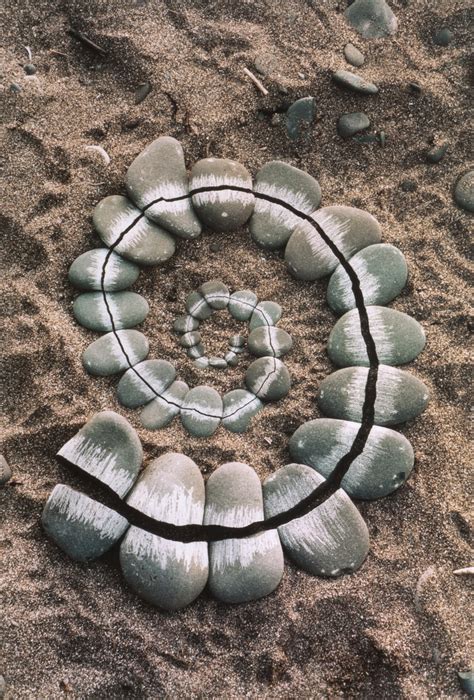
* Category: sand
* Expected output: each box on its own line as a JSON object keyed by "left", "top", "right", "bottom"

{"left": 1, "top": 0, "right": 473, "bottom": 697}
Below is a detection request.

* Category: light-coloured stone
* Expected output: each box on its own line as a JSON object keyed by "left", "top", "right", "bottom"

{"left": 68, "top": 249, "right": 140, "bottom": 291}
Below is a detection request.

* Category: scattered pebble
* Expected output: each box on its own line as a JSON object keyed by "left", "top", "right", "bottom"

{"left": 285, "top": 96, "right": 316, "bottom": 140}
{"left": 24, "top": 63, "right": 37, "bottom": 75}
{"left": 458, "top": 670, "right": 474, "bottom": 695}
{"left": 454, "top": 170, "right": 474, "bottom": 212}
{"left": 0, "top": 455, "right": 12, "bottom": 485}
{"left": 433, "top": 28, "right": 454, "bottom": 46}
{"left": 332, "top": 70, "right": 378, "bottom": 95}
{"left": 9, "top": 82, "right": 22, "bottom": 93}
{"left": 400, "top": 179, "right": 418, "bottom": 192}
{"left": 134, "top": 81, "right": 151, "bottom": 104}
{"left": 426, "top": 142, "right": 448, "bottom": 163}
{"left": 345, "top": 0, "right": 398, "bottom": 39}
{"left": 337, "top": 112, "right": 370, "bottom": 138}
{"left": 344, "top": 43, "right": 365, "bottom": 67}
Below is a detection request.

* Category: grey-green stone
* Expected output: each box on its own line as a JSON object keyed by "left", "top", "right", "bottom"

{"left": 286, "top": 97, "right": 315, "bottom": 141}
{"left": 228, "top": 290, "right": 258, "bottom": 320}
{"left": 245, "top": 357, "right": 291, "bottom": 401}
{"left": 185, "top": 291, "right": 213, "bottom": 320}
{"left": 222, "top": 390, "right": 263, "bottom": 433}
{"left": 225, "top": 351, "right": 239, "bottom": 366}
{"left": 73, "top": 291, "right": 149, "bottom": 332}
{"left": 249, "top": 301, "right": 282, "bottom": 330}
{"left": 229, "top": 334, "right": 245, "bottom": 347}
{"left": 248, "top": 326, "right": 293, "bottom": 358}
{"left": 426, "top": 143, "right": 448, "bottom": 163}
{"left": 140, "top": 380, "right": 189, "bottom": 430}
{"left": 454, "top": 171, "right": 474, "bottom": 213}
{"left": 117, "top": 359, "right": 176, "bottom": 408}
{"left": 209, "top": 356, "right": 227, "bottom": 369}
{"left": 345, "top": 0, "right": 398, "bottom": 39}
{"left": 180, "top": 331, "right": 201, "bottom": 348}
{"left": 181, "top": 386, "right": 222, "bottom": 437}
{"left": 338, "top": 112, "right": 370, "bottom": 138}
{"left": 194, "top": 356, "right": 209, "bottom": 369}
{"left": 458, "top": 671, "right": 474, "bottom": 696}
{"left": 0, "top": 455, "right": 11, "bottom": 485}
{"left": 199, "top": 280, "right": 230, "bottom": 309}
{"left": 173, "top": 314, "right": 199, "bottom": 333}
{"left": 344, "top": 43, "right": 365, "bottom": 67}
{"left": 187, "top": 343, "right": 206, "bottom": 359}
{"left": 433, "top": 28, "right": 453, "bottom": 46}
{"left": 332, "top": 70, "right": 379, "bottom": 95}
{"left": 68, "top": 249, "right": 140, "bottom": 291}
{"left": 82, "top": 329, "right": 149, "bottom": 376}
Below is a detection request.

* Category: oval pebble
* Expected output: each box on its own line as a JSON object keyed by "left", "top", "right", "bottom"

{"left": 248, "top": 326, "right": 293, "bottom": 358}
{"left": 117, "top": 359, "right": 176, "bottom": 408}
{"left": 337, "top": 112, "right": 370, "bottom": 138}
{"left": 0, "top": 455, "right": 12, "bottom": 485}
{"left": 263, "top": 464, "right": 369, "bottom": 576}
{"left": 190, "top": 158, "right": 255, "bottom": 231}
{"left": 93, "top": 195, "right": 176, "bottom": 266}
{"left": 454, "top": 170, "right": 474, "bottom": 213}
{"left": 328, "top": 306, "right": 426, "bottom": 367}
{"left": 327, "top": 243, "right": 408, "bottom": 314}
{"left": 245, "top": 357, "right": 291, "bottom": 401}
{"left": 82, "top": 329, "right": 149, "bottom": 376}
{"left": 185, "top": 291, "right": 213, "bottom": 320}
{"left": 73, "top": 291, "right": 149, "bottom": 332}
{"left": 209, "top": 356, "right": 227, "bottom": 369}
{"left": 249, "top": 301, "right": 282, "bottom": 330}
{"left": 180, "top": 331, "right": 201, "bottom": 348}
{"left": 140, "top": 380, "right": 189, "bottom": 430}
{"left": 222, "top": 389, "right": 263, "bottom": 433}
{"left": 285, "top": 205, "right": 381, "bottom": 281}
{"left": 125, "top": 136, "right": 202, "bottom": 239}
{"left": 250, "top": 161, "right": 321, "bottom": 249}
{"left": 289, "top": 418, "right": 415, "bottom": 499}
{"left": 199, "top": 280, "right": 230, "bottom": 309}
{"left": 204, "top": 462, "right": 284, "bottom": 603}
{"left": 68, "top": 249, "right": 140, "bottom": 291}
{"left": 181, "top": 386, "right": 222, "bottom": 437}
{"left": 344, "top": 43, "right": 365, "bottom": 67}
{"left": 187, "top": 343, "right": 206, "bottom": 360}
{"left": 120, "top": 454, "right": 208, "bottom": 610}
{"left": 345, "top": 0, "right": 398, "bottom": 39}
{"left": 332, "top": 70, "right": 378, "bottom": 95}
{"left": 194, "top": 356, "right": 209, "bottom": 369}
{"left": 228, "top": 290, "right": 258, "bottom": 321}
{"left": 317, "top": 365, "right": 430, "bottom": 426}
{"left": 285, "top": 97, "right": 316, "bottom": 141}
{"left": 173, "top": 314, "right": 199, "bottom": 333}
{"left": 57, "top": 411, "right": 142, "bottom": 497}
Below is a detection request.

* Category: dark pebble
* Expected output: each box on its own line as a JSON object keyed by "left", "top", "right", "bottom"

{"left": 433, "top": 28, "right": 454, "bottom": 46}
{"left": 400, "top": 179, "right": 417, "bottom": 192}
{"left": 24, "top": 63, "right": 37, "bottom": 75}
{"left": 426, "top": 143, "right": 448, "bottom": 163}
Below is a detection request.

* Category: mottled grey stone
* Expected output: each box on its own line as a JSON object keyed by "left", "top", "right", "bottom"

{"left": 185, "top": 291, "right": 213, "bottom": 320}
{"left": 454, "top": 171, "right": 474, "bottom": 213}
{"left": 117, "top": 359, "right": 176, "bottom": 408}
{"left": 248, "top": 326, "right": 293, "bottom": 358}
{"left": 199, "top": 280, "right": 230, "bottom": 309}
{"left": 140, "top": 380, "right": 189, "bottom": 430}
{"left": 426, "top": 143, "right": 448, "bottom": 163}
{"left": 286, "top": 97, "right": 315, "bottom": 140}
{"left": 344, "top": 43, "right": 365, "bottom": 67}
{"left": 433, "top": 28, "right": 453, "bottom": 46}
{"left": 333, "top": 70, "right": 378, "bottom": 95}
{"left": 173, "top": 314, "right": 199, "bottom": 333}
{"left": 249, "top": 301, "right": 282, "bottom": 330}
{"left": 345, "top": 0, "right": 398, "bottom": 39}
{"left": 68, "top": 249, "right": 140, "bottom": 291}
{"left": 222, "top": 390, "right": 263, "bottom": 433}
{"left": 0, "top": 455, "right": 11, "bottom": 485}
{"left": 245, "top": 357, "right": 291, "bottom": 401}
{"left": 180, "top": 331, "right": 201, "bottom": 348}
{"left": 82, "top": 329, "right": 149, "bottom": 376}
{"left": 337, "top": 112, "right": 370, "bottom": 138}
{"left": 228, "top": 290, "right": 258, "bottom": 321}
{"left": 181, "top": 386, "right": 222, "bottom": 437}
{"left": 73, "top": 291, "right": 149, "bottom": 332}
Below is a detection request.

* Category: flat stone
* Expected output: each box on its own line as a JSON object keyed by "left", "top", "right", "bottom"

{"left": 245, "top": 357, "right": 291, "bottom": 401}
{"left": 125, "top": 136, "right": 202, "bottom": 239}
{"left": 345, "top": 0, "right": 398, "bottom": 39}
{"left": 344, "top": 43, "right": 365, "bottom": 67}
{"left": 180, "top": 331, "right": 201, "bottom": 348}
{"left": 173, "top": 314, "right": 199, "bottom": 333}
{"left": 250, "top": 161, "right": 321, "bottom": 249}
{"left": 327, "top": 243, "right": 408, "bottom": 314}
{"left": 42, "top": 484, "right": 129, "bottom": 562}
{"left": 190, "top": 158, "right": 255, "bottom": 231}
{"left": 199, "top": 280, "right": 230, "bottom": 309}
{"left": 187, "top": 343, "right": 206, "bottom": 359}
{"left": 209, "top": 356, "right": 227, "bottom": 369}
{"left": 204, "top": 462, "right": 284, "bottom": 603}
{"left": 93, "top": 195, "right": 176, "bottom": 266}
{"left": 180, "top": 386, "right": 222, "bottom": 437}
{"left": 454, "top": 171, "right": 474, "bottom": 213}
{"left": 57, "top": 411, "right": 142, "bottom": 497}
{"left": 285, "top": 205, "right": 381, "bottom": 281}
{"left": 263, "top": 464, "right": 369, "bottom": 576}
{"left": 185, "top": 291, "right": 213, "bottom": 320}
{"left": 120, "top": 454, "right": 208, "bottom": 610}
{"left": 140, "top": 380, "right": 189, "bottom": 430}
{"left": 248, "top": 326, "right": 293, "bottom": 358}
{"left": 337, "top": 112, "right": 370, "bottom": 138}
{"left": 82, "top": 329, "right": 149, "bottom": 376}
{"left": 73, "top": 291, "right": 149, "bottom": 332}
{"left": 333, "top": 70, "right": 378, "bottom": 95}
{"left": 0, "top": 455, "right": 11, "bottom": 485}
{"left": 286, "top": 97, "right": 316, "bottom": 141}
{"left": 228, "top": 290, "right": 258, "bottom": 321}
{"left": 317, "top": 365, "right": 430, "bottom": 426}
{"left": 328, "top": 306, "right": 426, "bottom": 367}
{"left": 225, "top": 351, "right": 239, "bottom": 367}
{"left": 194, "top": 356, "right": 209, "bottom": 369}
{"left": 117, "top": 359, "right": 176, "bottom": 408}
{"left": 222, "top": 390, "right": 263, "bottom": 433}
{"left": 68, "top": 249, "right": 140, "bottom": 291}
{"left": 289, "top": 418, "right": 415, "bottom": 499}
{"left": 249, "top": 301, "right": 282, "bottom": 330}
{"left": 433, "top": 28, "right": 453, "bottom": 46}
{"left": 229, "top": 334, "right": 245, "bottom": 348}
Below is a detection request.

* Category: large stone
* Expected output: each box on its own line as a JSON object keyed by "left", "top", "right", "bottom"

{"left": 248, "top": 326, "right": 293, "bottom": 358}
{"left": 332, "top": 70, "right": 379, "bottom": 95}
{"left": 245, "top": 357, "right": 291, "bottom": 401}
{"left": 93, "top": 195, "right": 176, "bottom": 266}
{"left": 73, "top": 291, "right": 149, "bottom": 332}
{"left": 454, "top": 171, "right": 474, "bottom": 213}
{"left": 289, "top": 418, "right": 415, "bottom": 499}
{"left": 228, "top": 290, "right": 258, "bottom": 321}
{"left": 345, "top": 0, "right": 398, "bottom": 39}
{"left": 317, "top": 365, "right": 430, "bottom": 426}
{"left": 285, "top": 97, "right": 316, "bottom": 141}
{"left": 82, "top": 330, "right": 149, "bottom": 376}
{"left": 249, "top": 301, "right": 282, "bottom": 330}
{"left": 125, "top": 136, "right": 202, "bottom": 239}
{"left": 68, "top": 249, "right": 140, "bottom": 291}
{"left": 250, "top": 161, "right": 321, "bottom": 249}
{"left": 204, "top": 462, "right": 284, "bottom": 603}
{"left": 222, "top": 389, "right": 263, "bottom": 433}
{"left": 57, "top": 411, "right": 142, "bottom": 497}
{"left": 180, "top": 386, "right": 222, "bottom": 437}
{"left": 263, "top": 464, "right": 369, "bottom": 576}
{"left": 120, "top": 454, "right": 208, "bottom": 610}
{"left": 117, "top": 359, "right": 176, "bottom": 408}
{"left": 140, "top": 380, "right": 189, "bottom": 430}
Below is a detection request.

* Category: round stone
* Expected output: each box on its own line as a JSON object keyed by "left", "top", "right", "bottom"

{"left": 73, "top": 291, "right": 149, "bottom": 332}
{"left": 328, "top": 306, "right": 426, "bottom": 367}
{"left": 317, "top": 365, "right": 430, "bottom": 426}
{"left": 327, "top": 243, "right": 408, "bottom": 314}
{"left": 24, "top": 63, "right": 37, "bottom": 75}
{"left": 433, "top": 28, "right": 453, "bottom": 46}
{"left": 225, "top": 351, "right": 239, "bottom": 367}
{"left": 285, "top": 205, "right": 381, "bottom": 281}
{"left": 263, "top": 463, "right": 369, "bottom": 576}
{"left": 117, "top": 359, "right": 176, "bottom": 408}
{"left": 57, "top": 411, "right": 142, "bottom": 497}
{"left": 180, "top": 331, "right": 201, "bottom": 348}
{"left": 337, "top": 112, "right": 370, "bottom": 138}
{"left": 249, "top": 301, "right": 282, "bottom": 330}
{"left": 285, "top": 97, "right": 316, "bottom": 141}
{"left": 120, "top": 453, "right": 208, "bottom": 610}
{"left": 289, "top": 418, "right": 415, "bottom": 499}
{"left": 0, "top": 455, "right": 12, "bottom": 485}
{"left": 250, "top": 161, "right": 321, "bottom": 249}
{"left": 245, "top": 357, "right": 291, "bottom": 401}
{"left": 344, "top": 43, "right": 365, "bottom": 67}
{"left": 345, "top": 0, "right": 398, "bottom": 39}
{"left": 194, "top": 356, "right": 209, "bottom": 369}
{"left": 173, "top": 314, "right": 199, "bottom": 333}
{"left": 454, "top": 171, "right": 474, "bottom": 213}
{"left": 187, "top": 343, "right": 206, "bottom": 359}
{"left": 82, "top": 329, "right": 149, "bottom": 376}
{"left": 190, "top": 158, "right": 255, "bottom": 231}
{"left": 140, "top": 380, "right": 189, "bottom": 430}
{"left": 68, "top": 249, "right": 140, "bottom": 291}
{"left": 248, "top": 326, "right": 293, "bottom": 358}
{"left": 125, "top": 136, "right": 202, "bottom": 239}
{"left": 209, "top": 356, "right": 227, "bottom": 369}
{"left": 228, "top": 290, "right": 258, "bottom": 321}
{"left": 198, "top": 280, "right": 230, "bottom": 309}
{"left": 229, "top": 334, "right": 245, "bottom": 348}
{"left": 185, "top": 291, "right": 213, "bottom": 320}
{"left": 332, "top": 70, "right": 378, "bottom": 95}
{"left": 93, "top": 195, "right": 176, "bottom": 266}
{"left": 222, "top": 390, "right": 263, "bottom": 433}
{"left": 180, "top": 386, "right": 222, "bottom": 437}
{"left": 204, "top": 462, "right": 284, "bottom": 603}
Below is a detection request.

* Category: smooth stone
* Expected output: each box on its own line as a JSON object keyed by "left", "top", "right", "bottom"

{"left": 73, "top": 291, "right": 149, "bottom": 332}
{"left": 199, "top": 280, "right": 230, "bottom": 309}
{"left": 120, "top": 454, "right": 208, "bottom": 610}
{"left": 125, "top": 136, "right": 202, "bottom": 239}
{"left": 190, "top": 158, "right": 255, "bottom": 231}
{"left": 180, "top": 386, "right": 222, "bottom": 437}
{"left": 185, "top": 291, "right": 213, "bottom": 320}
{"left": 140, "top": 380, "right": 189, "bottom": 430}
{"left": 204, "top": 462, "right": 284, "bottom": 603}
{"left": 289, "top": 418, "right": 414, "bottom": 499}
{"left": 285, "top": 205, "right": 381, "bottom": 281}
{"left": 180, "top": 331, "right": 201, "bottom": 348}
{"left": 187, "top": 343, "right": 206, "bottom": 359}
{"left": 285, "top": 97, "right": 315, "bottom": 141}
{"left": 345, "top": 0, "right": 398, "bottom": 39}
{"left": 228, "top": 290, "right": 258, "bottom": 321}
{"left": 82, "top": 330, "right": 149, "bottom": 376}
{"left": 42, "top": 484, "right": 129, "bottom": 562}
{"left": 68, "top": 249, "right": 140, "bottom": 291}
{"left": 454, "top": 171, "right": 474, "bottom": 213}
{"left": 333, "top": 70, "right": 378, "bottom": 95}
{"left": 426, "top": 143, "right": 448, "bottom": 163}
{"left": 344, "top": 43, "right": 365, "bottom": 67}
{"left": 93, "top": 195, "right": 176, "bottom": 266}
{"left": 338, "top": 112, "right": 370, "bottom": 138}
{"left": 327, "top": 243, "right": 408, "bottom": 314}
{"left": 209, "top": 356, "right": 228, "bottom": 369}
{"left": 249, "top": 301, "right": 282, "bottom": 330}
{"left": 317, "top": 365, "right": 430, "bottom": 426}
{"left": 263, "top": 464, "right": 369, "bottom": 576}
{"left": 458, "top": 671, "right": 474, "bottom": 695}
{"left": 225, "top": 351, "right": 239, "bottom": 367}
{"left": 328, "top": 306, "right": 426, "bottom": 367}
{"left": 245, "top": 357, "right": 291, "bottom": 401}
{"left": 229, "top": 334, "right": 245, "bottom": 347}
{"left": 222, "top": 390, "right": 263, "bottom": 433}
{"left": 194, "top": 356, "right": 209, "bottom": 369}
{"left": 229, "top": 345, "right": 244, "bottom": 355}
{"left": 173, "top": 314, "right": 199, "bottom": 333}
{"left": 250, "top": 161, "right": 321, "bottom": 249}
{"left": 433, "top": 28, "right": 453, "bottom": 46}
{"left": 117, "top": 359, "right": 175, "bottom": 408}
{"left": 57, "top": 411, "right": 142, "bottom": 497}
{"left": 0, "top": 455, "right": 11, "bottom": 485}
{"left": 248, "top": 326, "right": 293, "bottom": 358}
